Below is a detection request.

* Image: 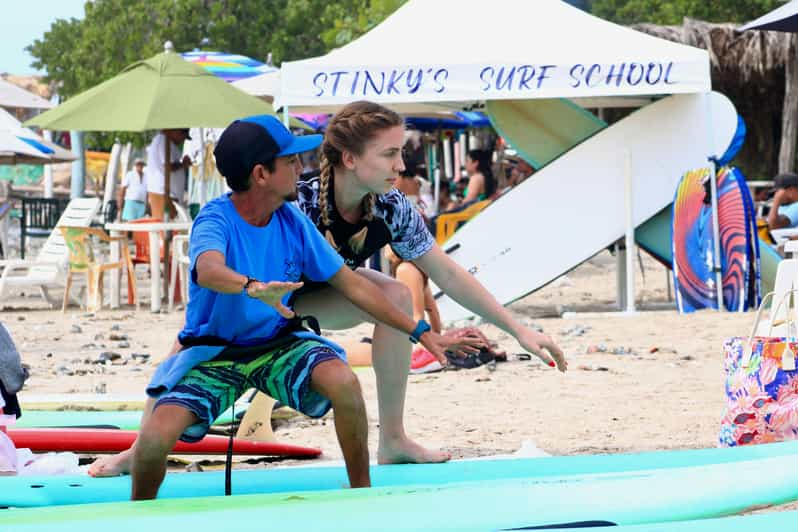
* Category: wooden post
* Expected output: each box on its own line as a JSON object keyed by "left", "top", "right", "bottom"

{"left": 780, "top": 34, "right": 798, "bottom": 173}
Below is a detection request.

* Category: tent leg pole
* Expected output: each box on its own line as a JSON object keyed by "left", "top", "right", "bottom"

{"left": 616, "top": 240, "right": 627, "bottom": 310}
{"left": 705, "top": 92, "right": 723, "bottom": 311}
{"left": 624, "top": 149, "right": 636, "bottom": 314}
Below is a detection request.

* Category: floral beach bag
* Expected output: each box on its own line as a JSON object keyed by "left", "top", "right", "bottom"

{"left": 720, "top": 290, "right": 798, "bottom": 447}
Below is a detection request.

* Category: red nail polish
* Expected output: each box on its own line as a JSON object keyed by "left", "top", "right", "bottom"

{"left": 548, "top": 361, "right": 556, "bottom": 367}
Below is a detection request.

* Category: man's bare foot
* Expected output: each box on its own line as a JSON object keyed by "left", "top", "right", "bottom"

{"left": 87, "top": 448, "right": 134, "bottom": 477}
{"left": 377, "top": 436, "right": 451, "bottom": 464}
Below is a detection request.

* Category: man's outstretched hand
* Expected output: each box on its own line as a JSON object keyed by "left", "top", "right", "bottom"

{"left": 247, "top": 280, "right": 304, "bottom": 318}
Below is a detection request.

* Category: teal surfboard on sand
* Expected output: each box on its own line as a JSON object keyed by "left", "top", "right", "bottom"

{"left": 4, "top": 440, "right": 798, "bottom": 508}
{"left": 13, "top": 408, "right": 242, "bottom": 430}
{"left": 3, "top": 455, "right": 798, "bottom": 531}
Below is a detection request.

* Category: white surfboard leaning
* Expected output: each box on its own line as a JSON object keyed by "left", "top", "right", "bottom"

{"left": 435, "top": 92, "right": 738, "bottom": 320}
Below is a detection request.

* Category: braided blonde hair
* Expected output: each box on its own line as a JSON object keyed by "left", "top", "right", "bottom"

{"left": 318, "top": 101, "right": 404, "bottom": 232}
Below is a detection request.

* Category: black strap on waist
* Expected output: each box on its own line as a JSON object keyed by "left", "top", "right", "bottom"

{"left": 180, "top": 315, "right": 322, "bottom": 364}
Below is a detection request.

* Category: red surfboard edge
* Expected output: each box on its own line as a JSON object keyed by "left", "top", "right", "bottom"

{"left": 7, "top": 428, "right": 322, "bottom": 457}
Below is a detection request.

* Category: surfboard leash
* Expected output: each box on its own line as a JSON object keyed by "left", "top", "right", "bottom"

{"left": 225, "top": 391, "right": 235, "bottom": 496}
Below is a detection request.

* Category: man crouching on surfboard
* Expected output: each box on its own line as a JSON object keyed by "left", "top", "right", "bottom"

{"left": 131, "top": 116, "right": 453, "bottom": 499}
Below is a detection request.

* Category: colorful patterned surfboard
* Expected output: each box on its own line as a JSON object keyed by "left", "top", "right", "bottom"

{"left": 672, "top": 167, "right": 753, "bottom": 312}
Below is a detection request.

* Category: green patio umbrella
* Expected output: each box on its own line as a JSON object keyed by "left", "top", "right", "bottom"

{"left": 25, "top": 45, "right": 306, "bottom": 210}
{"left": 26, "top": 45, "right": 300, "bottom": 302}
{"left": 26, "top": 48, "right": 287, "bottom": 131}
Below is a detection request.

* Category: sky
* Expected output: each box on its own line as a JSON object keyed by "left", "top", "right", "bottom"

{"left": 1, "top": 0, "right": 87, "bottom": 75}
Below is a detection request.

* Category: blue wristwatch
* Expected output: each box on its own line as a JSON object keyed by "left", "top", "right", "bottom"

{"left": 409, "top": 319, "right": 431, "bottom": 344}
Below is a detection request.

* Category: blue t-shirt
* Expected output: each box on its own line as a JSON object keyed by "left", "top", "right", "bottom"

{"left": 179, "top": 194, "right": 344, "bottom": 346}
{"left": 778, "top": 202, "right": 798, "bottom": 228}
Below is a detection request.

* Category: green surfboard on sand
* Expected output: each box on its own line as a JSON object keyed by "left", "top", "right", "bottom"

{"left": 2, "top": 454, "right": 798, "bottom": 531}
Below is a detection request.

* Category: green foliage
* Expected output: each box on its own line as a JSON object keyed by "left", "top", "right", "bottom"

{"left": 321, "top": 0, "right": 407, "bottom": 48}
{"left": 26, "top": 0, "right": 405, "bottom": 150}
{"left": 589, "top": 0, "right": 784, "bottom": 25}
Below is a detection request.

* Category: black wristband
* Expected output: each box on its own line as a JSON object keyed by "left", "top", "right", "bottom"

{"left": 242, "top": 276, "right": 257, "bottom": 293}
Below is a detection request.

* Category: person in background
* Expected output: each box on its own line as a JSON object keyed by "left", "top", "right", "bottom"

{"left": 767, "top": 173, "right": 798, "bottom": 230}
{"left": 145, "top": 129, "right": 192, "bottom": 219}
{"left": 461, "top": 149, "right": 497, "bottom": 204}
{"left": 500, "top": 157, "right": 535, "bottom": 196}
{"left": 396, "top": 166, "right": 425, "bottom": 208}
{"left": 118, "top": 158, "right": 148, "bottom": 221}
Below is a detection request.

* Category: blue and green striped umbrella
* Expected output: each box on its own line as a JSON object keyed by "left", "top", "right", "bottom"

{"left": 180, "top": 51, "right": 277, "bottom": 83}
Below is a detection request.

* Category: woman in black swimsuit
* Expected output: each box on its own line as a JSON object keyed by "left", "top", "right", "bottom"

{"left": 89, "top": 102, "right": 567, "bottom": 476}
{"left": 291, "top": 101, "right": 566, "bottom": 464}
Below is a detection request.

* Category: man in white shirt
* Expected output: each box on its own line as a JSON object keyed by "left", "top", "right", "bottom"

{"left": 118, "top": 158, "right": 148, "bottom": 221}
{"left": 145, "top": 129, "right": 192, "bottom": 219}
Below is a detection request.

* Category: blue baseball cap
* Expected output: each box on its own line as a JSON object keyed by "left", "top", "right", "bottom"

{"left": 214, "top": 115, "right": 322, "bottom": 182}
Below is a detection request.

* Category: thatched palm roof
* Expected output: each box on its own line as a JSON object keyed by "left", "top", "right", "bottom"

{"left": 635, "top": 19, "right": 791, "bottom": 83}
{"left": 633, "top": 19, "right": 793, "bottom": 177}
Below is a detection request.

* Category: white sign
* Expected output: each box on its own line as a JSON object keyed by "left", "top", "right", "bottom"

{"left": 281, "top": 59, "right": 710, "bottom": 106}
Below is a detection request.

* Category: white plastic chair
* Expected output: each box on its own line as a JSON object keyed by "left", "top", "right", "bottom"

{"left": 173, "top": 202, "right": 190, "bottom": 222}
{"left": 0, "top": 197, "right": 101, "bottom": 307}
{"left": 168, "top": 234, "right": 190, "bottom": 311}
{"left": 757, "top": 240, "right": 798, "bottom": 337}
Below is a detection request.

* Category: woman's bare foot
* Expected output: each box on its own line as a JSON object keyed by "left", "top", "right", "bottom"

{"left": 378, "top": 436, "right": 450, "bottom": 464}
{"left": 87, "top": 448, "right": 134, "bottom": 477}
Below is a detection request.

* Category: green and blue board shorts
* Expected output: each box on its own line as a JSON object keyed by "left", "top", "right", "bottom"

{"left": 154, "top": 338, "right": 343, "bottom": 443}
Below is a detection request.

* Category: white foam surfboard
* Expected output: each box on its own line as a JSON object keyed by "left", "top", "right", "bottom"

{"left": 435, "top": 92, "right": 738, "bottom": 320}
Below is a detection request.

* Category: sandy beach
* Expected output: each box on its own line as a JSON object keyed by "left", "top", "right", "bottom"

{"left": 5, "top": 240, "right": 798, "bottom": 517}
{"left": 1, "top": 249, "right": 757, "bottom": 459}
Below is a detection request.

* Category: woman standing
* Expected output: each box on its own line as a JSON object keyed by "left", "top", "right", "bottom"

{"left": 292, "top": 101, "right": 566, "bottom": 463}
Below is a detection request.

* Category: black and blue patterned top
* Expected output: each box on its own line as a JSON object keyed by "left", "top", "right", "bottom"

{"left": 295, "top": 174, "right": 435, "bottom": 269}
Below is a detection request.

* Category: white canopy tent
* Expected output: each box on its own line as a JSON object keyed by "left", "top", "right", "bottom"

{"left": 0, "top": 79, "right": 53, "bottom": 110}
{"left": 279, "top": 0, "right": 710, "bottom": 111}
{"left": 233, "top": 70, "right": 281, "bottom": 102}
{"left": 279, "top": 0, "right": 720, "bottom": 313}
{"left": 740, "top": 0, "right": 798, "bottom": 32}
{"left": 238, "top": 69, "right": 501, "bottom": 116}
{"left": 0, "top": 107, "right": 74, "bottom": 164}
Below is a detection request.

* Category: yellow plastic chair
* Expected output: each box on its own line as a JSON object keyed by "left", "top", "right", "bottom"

{"left": 435, "top": 199, "right": 491, "bottom": 244}
{"left": 757, "top": 218, "right": 776, "bottom": 245}
{"left": 59, "top": 226, "right": 137, "bottom": 313}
